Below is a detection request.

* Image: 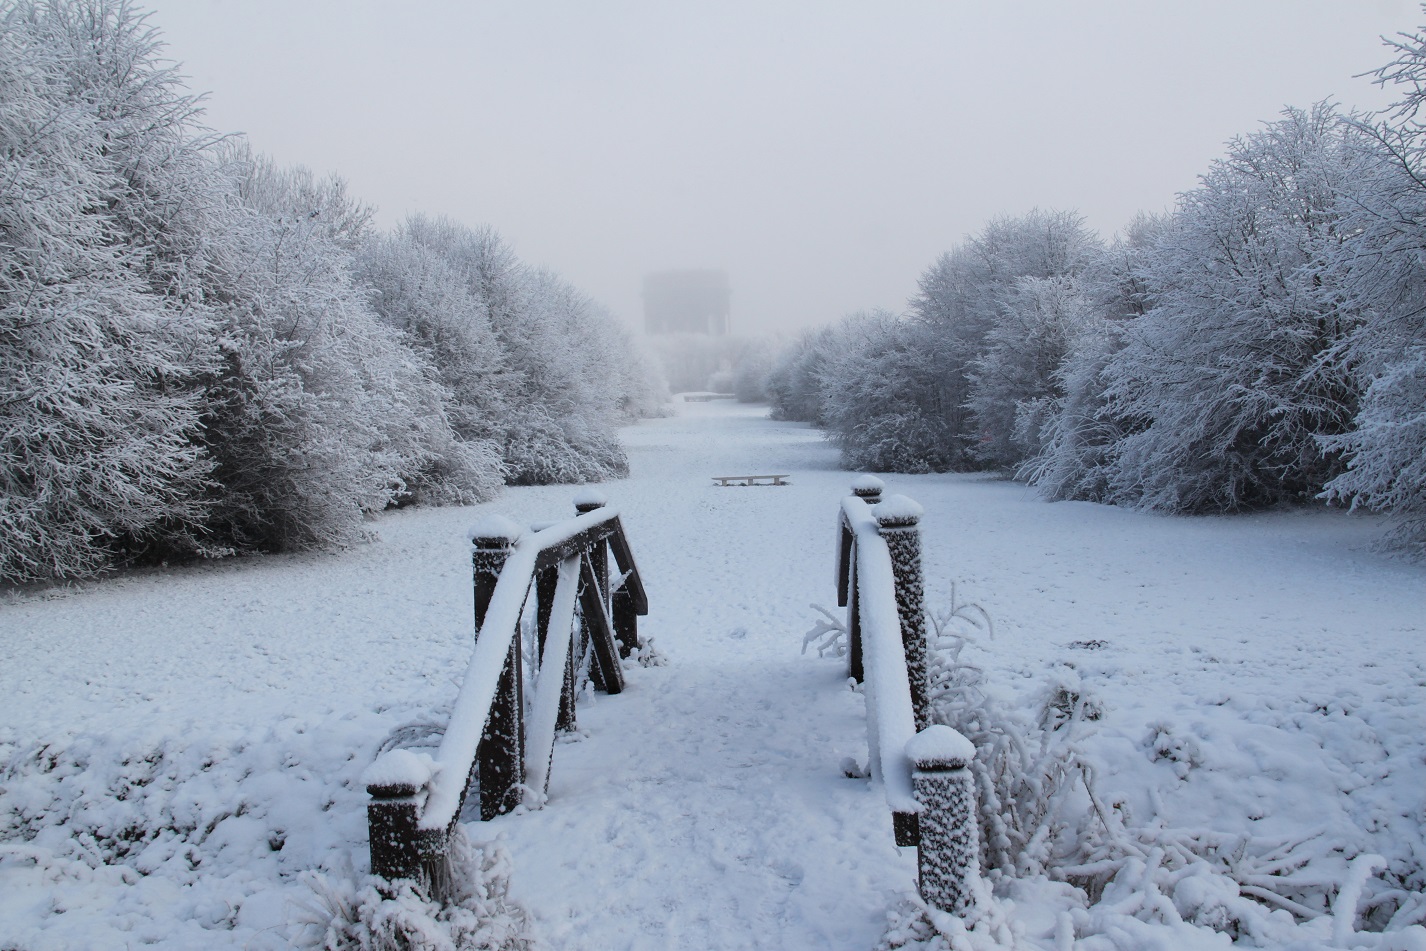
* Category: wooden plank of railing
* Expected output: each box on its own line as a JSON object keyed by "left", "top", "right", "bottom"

{"left": 534, "top": 561, "right": 577, "bottom": 732}
{"left": 607, "top": 517, "right": 648, "bottom": 615}
{"left": 421, "top": 507, "right": 614, "bottom": 836}
{"left": 580, "top": 554, "right": 625, "bottom": 695}
{"left": 526, "top": 555, "right": 582, "bottom": 797}
{"left": 853, "top": 521, "right": 921, "bottom": 846}
{"left": 533, "top": 520, "right": 617, "bottom": 573}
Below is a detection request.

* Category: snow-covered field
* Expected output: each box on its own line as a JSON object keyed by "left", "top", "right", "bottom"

{"left": 2, "top": 400, "right": 1424, "bottom": 949}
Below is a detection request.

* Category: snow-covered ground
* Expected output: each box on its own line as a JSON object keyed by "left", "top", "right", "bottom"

{"left": 2, "top": 400, "right": 1423, "bottom": 949}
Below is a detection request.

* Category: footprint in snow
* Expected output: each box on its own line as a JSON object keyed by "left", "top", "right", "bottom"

{"left": 770, "top": 859, "right": 805, "bottom": 885}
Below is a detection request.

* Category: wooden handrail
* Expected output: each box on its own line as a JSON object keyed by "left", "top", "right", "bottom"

{"left": 834, "top": 477, "right": 979, "bottom": 916}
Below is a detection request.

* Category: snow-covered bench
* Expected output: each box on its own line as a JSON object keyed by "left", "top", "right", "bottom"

{"left": 712, "top": 474, "right": 790, "bottom": 486}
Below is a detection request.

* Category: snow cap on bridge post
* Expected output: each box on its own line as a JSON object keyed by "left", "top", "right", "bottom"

{"left": 364, "top": 750, "right": 437, "bottom": 883}
{"left": 851, "top": 475, "right": 884, "bottom": 502}
{"left": 573, "top": 488, "right": 608, "bottom": 513}
{"left": 906, "top": 725, "right": 979, "bottom": 915}
{"left": 874, "top": 495, "right": 929, "bottom": 732}
{"left": 468, "top": 515, "right": 522, "bottom": 632}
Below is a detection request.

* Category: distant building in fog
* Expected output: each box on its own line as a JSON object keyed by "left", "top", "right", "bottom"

{"left": 643, "top": 269, "right": 730, "bottom": 335}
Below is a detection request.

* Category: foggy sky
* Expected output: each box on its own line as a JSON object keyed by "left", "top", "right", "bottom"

{"left": 144, "top": 0, "right": 1415, "bottom": 336}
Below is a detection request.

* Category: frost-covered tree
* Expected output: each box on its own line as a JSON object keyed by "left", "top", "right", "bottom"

{"left": 899, "top": 209, "right": 1101, "bottom": 470}
{"left": 608, "top": 330, "right": 670, "bottom": 420}
{"left": 393, "top": 217, "right": 636, "bottom": 486}
{"left": 0, "top": 0, "right": 217, "bottom": 581}
{"left": 1100, "top": 104, "right": 1362, "bottom": 513}
{"left": 499, "top": 268, "right": 630, "bottom": 484}
{"left": 197, "top": 154, "right": 482, "bottom": 550}
{"left": 357, "top": 226, "right": 509, "bottom": 494}
{"left": 765, "top": 325, "right": 847, "bottom": 424}
{"left": 816, "top": 312, "right": 963, "bottom": 472}
{"left": 966, "top": 275, "right": 1098, "bottom": 470}
{"left": 728, "top": 337, "right": 779, "bottom": 403}
{"left": 0, "top": 0, "right": 663, "bottom": 584}
{"left": 1020, "top": 214, "right": 1167, "bottom": 500}
{"left": 1318, "top": 31, "right": 1426, "bottom": 551}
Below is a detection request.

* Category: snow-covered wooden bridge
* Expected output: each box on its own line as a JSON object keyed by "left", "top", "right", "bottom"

{"left": 365, "top": 460, "right": 979, "bottom": 937}
{"left": 382, "top": 404, "right": 940, "bottom": 950}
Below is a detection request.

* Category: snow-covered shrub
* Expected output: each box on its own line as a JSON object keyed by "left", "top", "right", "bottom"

{"left": 357, "top": 229, "right": 509, "bottom": 504}
{"left": 296, "top": 829, "right": 531, "bottom": 951}
{"left": 801, "top": 604, "right": 849, "bottom": 659}
{"left": 731, "top": 340, "right": 778, "bottom": 403}
{"left": 609, "top": 332, "right": 672, "bottom": 420}
{"left": 394, "top": 218, "right": 636, "bottom": 486}
{"left": 501, "top": 410, "right": 629, "bottom": 486}
{"left": 899, "top": 596, "right": 1426, "bottom": 950}
{"left": 765, "top": 326, "right": 840, "bottom": 424}
{"left": 911, "top": 210, "right": 1102, "bottom": 472}
{"left": 925, "top": 605, "right": 1105, "bottom": 881}
{"left": 1323, "top": 347, "right": 1426, "bottom": 554}
{"left": 1018, "top": 216, "right": 1165, "bottom": 502}
{"left": 965, "top": 275, "right": 1099, "bottom": 471}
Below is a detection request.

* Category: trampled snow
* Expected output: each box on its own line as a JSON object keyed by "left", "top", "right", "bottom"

{"left": 2, "top": 400, "right": 1424, "bottom": 949}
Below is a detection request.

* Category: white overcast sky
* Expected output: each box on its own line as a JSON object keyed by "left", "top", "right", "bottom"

{"left": 145, "top": 0, "right": 1417, "bottom": 335}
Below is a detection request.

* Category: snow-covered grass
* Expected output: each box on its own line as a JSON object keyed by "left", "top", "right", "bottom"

{"left": 2, "top": 400, "right": 1424, "bottom": 949}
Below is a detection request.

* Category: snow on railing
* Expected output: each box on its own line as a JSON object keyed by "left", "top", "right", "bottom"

{"left": 835, "top": 477, "right": 979, "bottom": 916}
{"left": 364, "top": 493, "right": 647, "bottom": 896}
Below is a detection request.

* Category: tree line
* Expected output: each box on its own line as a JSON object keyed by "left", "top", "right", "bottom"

{"left": 760, "top": 34, "right": 1426, "bottom": 554}
{"left": 1, "top": 0, "right": 667, "bottom": 584}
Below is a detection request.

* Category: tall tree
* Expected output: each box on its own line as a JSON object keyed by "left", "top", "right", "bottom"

{"left": 1099, "top": 104, "right": 1362, "bottom": 513}
{"left": 1319, "top": 31, "right": 1426, "bottom": 551}
{"left": 819, "top": 311, "right": 962, "bottom": 472}
{"left": 912, "top": 209, "right": 1101, "bottom": 470}
{"left": 197, "top": 153, "right": 476, "bottom": 550}
{"left": 0, "top": 0, "right": 216, "bottom": 580}
{"left": 1020, "top": 214, "right": 1166, "bottom": 501}
{"left": 966, "top": 274, "right": 1098, "bottom": 470}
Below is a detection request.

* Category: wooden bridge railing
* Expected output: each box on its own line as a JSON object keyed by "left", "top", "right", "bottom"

{"left": 835, "top": 476, "right": 979, "bottom": 916}
{"left": 364, "top": 491, "right": 646, "bottom": 894}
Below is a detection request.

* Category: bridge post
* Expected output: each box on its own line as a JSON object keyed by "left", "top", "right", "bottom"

{"left": 907, "top": 726, "right": 979, "bottom": 915}
{"left": 367, "top": 780, "right": 424, "bottom": 883}
{"left": 472, "top": 521, "right": 525, "bottom": 819}
{"left": 875, "top": 495, "right": 929, "bottom": 732}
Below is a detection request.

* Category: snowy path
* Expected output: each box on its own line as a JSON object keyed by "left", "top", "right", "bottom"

{"left": 486, "top": 402, "right": 914, "bottom": 950}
